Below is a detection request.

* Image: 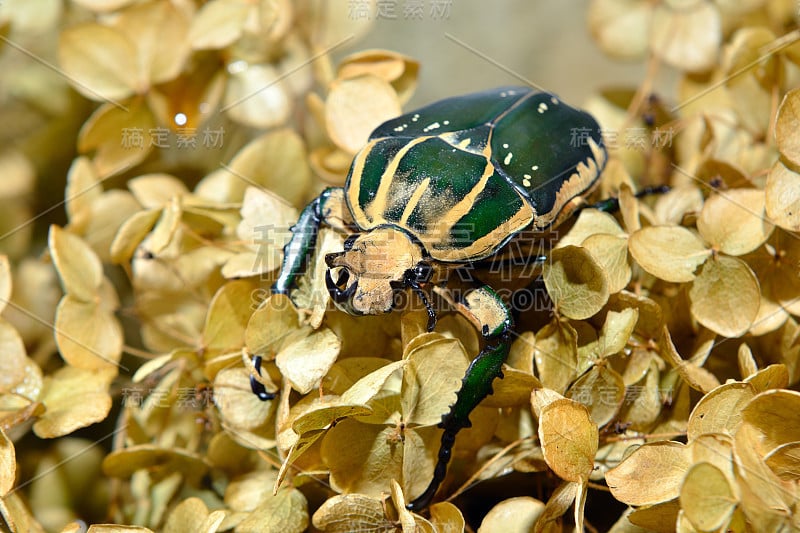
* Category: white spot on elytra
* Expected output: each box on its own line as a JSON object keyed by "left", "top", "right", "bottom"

{"left": 502, "top": 143, "right": 509, "bottom": 149}
{"left": 538, "top": 102, "right": 548, "bottom": 114}
{"left": 531, "top": 165, "right": 539, "bottom": 171}
{"left": 443, "top": 120, "right": 450, "bottom": 125}
{"left": 523, "top": 175, "right": 532, "bottom": 187}
{"left": 411, "top": 114, "right": 420, "bottom": 122}
{"left": 423, "top": 122, "right": 441, "bottom": 132}
{"left": 504, "top": 152, "right": 513, "bottom": 165}
{"left": 500, "top": 91, "right": 507, "bottom": 97}
{"left": 551, "top": 97, "right": 559, "bottom": 104}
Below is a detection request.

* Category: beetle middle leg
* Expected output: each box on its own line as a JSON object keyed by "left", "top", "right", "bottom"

{"left": 407, "top": 283, "right": 512, "bottom": 511}
{"left": 581, "top": 185, "right": 671, "bottom": 214}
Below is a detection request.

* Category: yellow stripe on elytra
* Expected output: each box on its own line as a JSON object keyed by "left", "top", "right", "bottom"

{"left": 436, "top": 112, "right": 499, "bottom": 236}
{"left": 347, "top": 139, "right": 378, "bottom": 224}
{"left": 399, "top": 176, "right": 430, "bottom": 226}
{"left": 365, "top": 136, "right": 429, "bottom": 221}
{"left": 438, "top": 159, "right": 495, "bottom": 234}
{"left": 428, "top": 192, "right": 534, "bottom": 262}
{"left": 458, "top": 200, "right": 533, "bottom": 259}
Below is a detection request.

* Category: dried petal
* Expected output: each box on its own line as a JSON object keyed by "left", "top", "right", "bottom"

{"left": 337, "top": 50, "right": 419, "bottom": 104}
{"left": 276, "top": 328, "right": 341, "bottom": 394}
{"left": 102, "top": 445, "right": 209, "bottom": 484}
{"left": 113, "top": 1, "right": 189, "bottom": 85}
{"left": 189, "top": 0, "right": 250, "bottom": 50}
{"left": 312, "top": 494, "right": 392, "bottom": 532}
{"left": 214, "top": 367, "right": 273, "bottom": 430}
{"left": 49, "top": 225, "right": 102, "bottom": 302}
{"left": 402, "top": 337, "right": 469, "bottom": 426}
{"left": 588, "top": 0, "right": 652, "bottom": 60}
{"left": 110, "top": 209, "right": 161, "bottom": 264}
{"left": 0, "top": 318, "right": 29, "bottom": 393}
{"left": 534, "top": 319, "right": 578, "bottom": 394}
{"left": 650, "top": 1, "right": 721, "bottom": 72}
{"left": 538, "top": 398, "right": 598, "bottom": 482}
{"left": 689, "top": 255, "right": 760, "bottom": 337}
{"left": 741, "top": 389, "right": 800, "bottom": 453}
{"left": 33, "top": 366, "right": 115, "bottom": 438}
{"left": 606, "top": 441, "right": 691, "bottom": 505}
{"left": 776, "top": 87, "right": 800, "bottom": 169}
{"left": 680, "top": 462, "right": 737, "bottom": 531}
{"left": 567, "top": 365, "right": 625, "bottom": 427}
{"left": 223, "top": 129, "right": 311, "bottom": 207}
{"left": 55, "top": 295, "right": 123, "bottom": 370}
{"left": 582, "top": 233, "right": 631, "bottom": 294}
{"left": 555, "top": 209, "right": 625, "bottom": 249}
{"left": 0, "top": 427, "right": 15, "bottom": 496}
{"left": 477, "top": 497, "right": 545, "bottom": 533}
{"left": 628, "top": 226, "right": 710, "bottom": 282}
{"left": 687, "top": 381, "right": 756, "bottom": 440}
{"left": 224, "top": 64, "right": 292, "bottom": 129}
{"left": 325, "top": 75, "right": 401, "bottom": 154}
{"left": 236, "top": 488, "right": 308, "bottom": 533}
{"left": 660, "top": 326, "right": 720, "bottom": 393}
{"left": 203, "top": 280, "right": 256, "bottom": 356}
{"left": 697, "top": 189, "right": 773, "bottom": 256}
{"left": 321, "top": 419, "right": 426, "bottom": 498}
{"left": 765, "top": 161, "right": 800, "bottom": 231}
{"left": 128, "top": 174, "right": 189, "bottom": 208}
{"left": 542, "top": 245, "right": 609, "bottom": 320}
{"left": 59, "top": 23, "right": 140, "bottom": 101}
{"left": 77, "top": 100, "right": 156, "bottom": 178}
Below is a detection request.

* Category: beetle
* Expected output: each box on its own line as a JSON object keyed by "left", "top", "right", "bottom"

{"left": 250, "top": 86, "right": 607, "bottom": 510}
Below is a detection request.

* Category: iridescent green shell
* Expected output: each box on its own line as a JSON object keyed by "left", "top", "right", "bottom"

{"left": 345, "top": 86, "right": 607, "bottom": 262}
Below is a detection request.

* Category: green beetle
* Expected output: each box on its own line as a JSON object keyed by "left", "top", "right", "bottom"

{"left": 250, "top": 86, "right": 607, "bottom": 510}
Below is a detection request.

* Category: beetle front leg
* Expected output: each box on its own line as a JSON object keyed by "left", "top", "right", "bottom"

{"left": 407, "top": 285, "right": 512, "bottom": 511}
{"left": 272, "top": 187, "right": 349, "bottom": 295}
{"left": 251, "top": 187, "right": 349, "bottom": 400}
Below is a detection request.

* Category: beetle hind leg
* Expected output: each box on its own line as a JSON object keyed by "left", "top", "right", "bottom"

{"left": 407, "top": 285, "right": 512, "bottom": 511}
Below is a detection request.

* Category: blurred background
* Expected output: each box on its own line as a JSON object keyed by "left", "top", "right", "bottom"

{"left": 344, "top": 0, "right": 646, "bottom": 106}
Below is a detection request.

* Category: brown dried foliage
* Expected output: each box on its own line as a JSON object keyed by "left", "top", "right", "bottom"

{"left": 0, "top": 0, "right": 798, "bottom": 531}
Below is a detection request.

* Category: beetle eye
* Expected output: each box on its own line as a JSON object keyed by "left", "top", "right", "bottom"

{"left": 343, "top": 235, "right": 358, "bottom": 251}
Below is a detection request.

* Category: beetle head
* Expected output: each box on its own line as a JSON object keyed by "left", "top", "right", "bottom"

{"left": 325, "top": 227, "right": 427, "bottom": 316}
